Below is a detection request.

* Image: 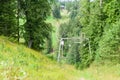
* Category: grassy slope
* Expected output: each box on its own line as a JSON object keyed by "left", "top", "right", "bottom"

{"left": 0, "top": 37, "right": 80, "bottom": 80}
{"left": 78, "top": 64, "right": 120, "bottom": 80}
{"left": 0, "top": 34, "right": 120, "bottom": 80}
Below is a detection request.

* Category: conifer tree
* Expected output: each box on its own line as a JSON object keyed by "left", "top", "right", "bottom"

{"left": 52, "top": 1, "right": 61, "bottom": 19}
{"left": 0, "top": 0, "right": 17, "bottom": 38}
{"left": 20, "top": 0, "right": 52, "bottom": 50}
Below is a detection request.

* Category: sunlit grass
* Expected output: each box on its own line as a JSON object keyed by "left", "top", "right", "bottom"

{"left": 78, "top": 63, "right": 120, "bottom": 80}
{"left": 0, "top": 36, "right": 80, "bottom": 80}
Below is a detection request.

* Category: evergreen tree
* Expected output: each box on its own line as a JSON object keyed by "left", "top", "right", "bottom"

{"left": 52, "top": 2, "right": 61, "bottom": 19}
{"left": 78, "top": 0, "right": 92, "bottom": 68}
{"left": 78, "top": 0, "right": 120, "bottom": 67}
{"left": 0, "top": 0, "right": 18, "bottom": 39}
{"left": 67, "top": 43, "right": 80, "bottom": 65}
{"left": 65, "top": 1, "right": 73, "bottom": 12}
{"left": 69, "top": 1, "right": 79, "bottom": 19}
{"left": 19, "top": 0, "right": 52, "bottom": 50}
{"left": 96, "top": 0, "right": 120, "bottom": 63}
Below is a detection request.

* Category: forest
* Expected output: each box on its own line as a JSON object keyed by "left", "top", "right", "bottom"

{"left": 0, "top": 0, "right": 120, "bottom": 80}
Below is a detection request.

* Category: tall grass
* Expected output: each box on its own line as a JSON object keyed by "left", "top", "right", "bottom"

{"left": 0, "top": 36, "right": 80, "bottom": 80}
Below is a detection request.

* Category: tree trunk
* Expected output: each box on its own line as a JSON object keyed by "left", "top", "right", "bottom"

{"left": 17, "top": 0, "right": 20, "bottom": 43}
{"left": 100, "top": 0, "right": 102, "bottom": 7}
{"left": 28, "top": 39, "right": 33, "bottom": 48}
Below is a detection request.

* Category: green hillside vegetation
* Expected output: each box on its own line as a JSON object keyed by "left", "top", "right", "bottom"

{"left": 0, "top": 36, "right": 80, "bottom": 80}
{"left": 45, "top": 11, "right": 120, "bottom": 80}
{"left": 1, "top": 36, "right": 120, "bottom": 80}
{"left": 1, "top": 0, "right": 120, "bottom": 80}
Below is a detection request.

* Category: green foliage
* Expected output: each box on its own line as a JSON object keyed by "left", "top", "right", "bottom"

{"left": 67, "top": 44, "right": 80, "bottom": 65}
{"left": 103, "top": 0, "right": 120, "bottom": 23}
{"left": 70, "top": 10, "right": 78, "bottom": 19}
{"left": 95, "top": 0, "right": 120, "bottom": 63}
{"left": 0, "top": 0, "right": 18, "bottom": 39}
{"left": 69, "top": 1, "right": 79, "bottom": 19}
{"left": 59, "top": 17, "right": 81, "bottom": 66}
{"left": 0, "top": 0, "right": 53, "bottom": 51}
{"left": 78, "top": 0, "right": 94, "bottom": 68}
{"left": 58, "top": 0, "right": 120, "bottom": 69}
{"left": 78, "top": 0, "right": 120, "bottom": 67}
{"left": 97, "top": 20, "right": 120, "bottom": 63}
{"left": 52, "top": 3, "right": 61, "bottom": 19}
{"left": 19, "top": 0, "right": 52, "bottom": 50}
{"left": 65, "top": 1, "right": 73, "bottom": 12}
{"left": 79, "top": 40, "right": 92, "bottom": 69}
{"left": 46, "top": 33, "right": 53, "bottom": 54}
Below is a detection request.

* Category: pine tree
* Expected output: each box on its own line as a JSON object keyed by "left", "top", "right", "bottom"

{"left": 52, "top": 2, "right": 61, "bottom": 19}
{"left": 0, "top": 0, "right": 17, "bottom": 39}
{"left": 20, "top": 0, "right": 52, "bottom": 50}
{"left": 79, "top": 0, "right": 120, "bottom": 66}
{"left": 96, "top": 0, "right": 120, "bottom": 63}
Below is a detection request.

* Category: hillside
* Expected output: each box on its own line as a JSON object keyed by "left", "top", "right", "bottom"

{"left": 1, "top": 0, "right": 120, "bottom": 80}
{"left": 0, "top": 37, "right": 80, "bottom": 80}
